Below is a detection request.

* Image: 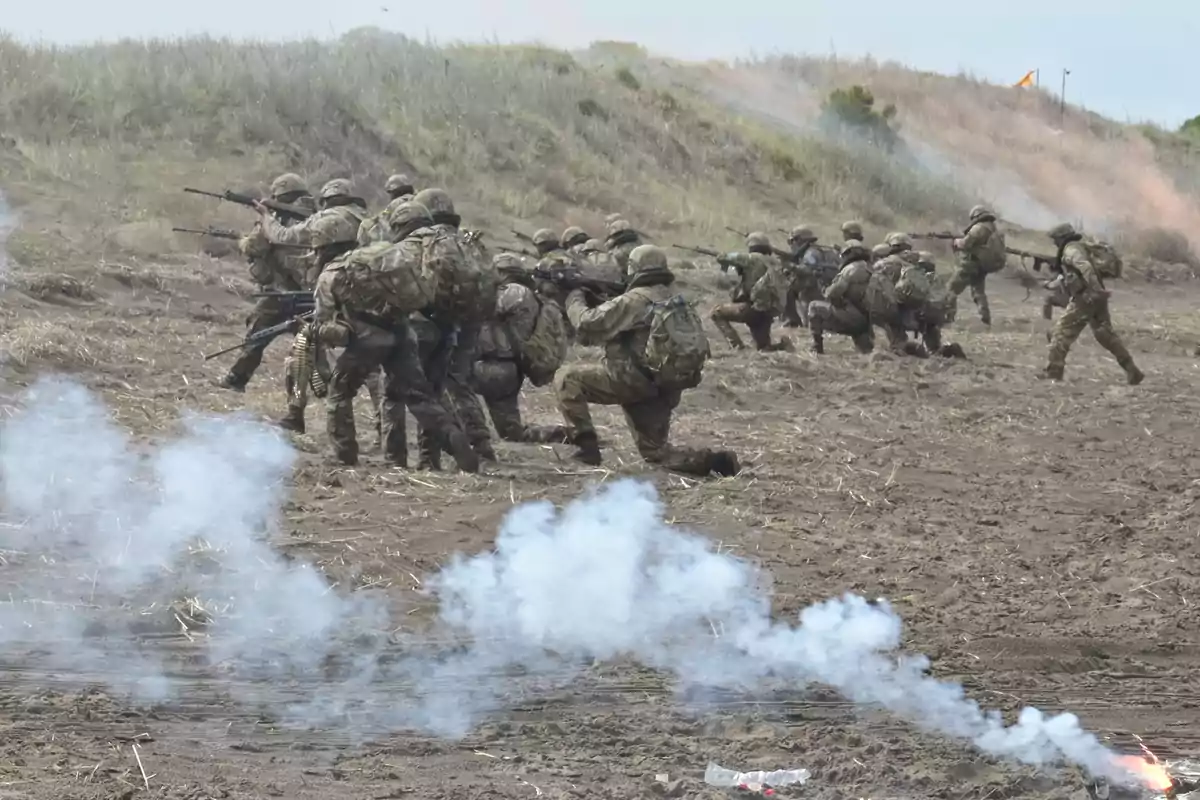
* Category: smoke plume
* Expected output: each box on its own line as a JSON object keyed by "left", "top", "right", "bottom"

{"left": 0, "top": 378, "right": 1135, "bottom": 784}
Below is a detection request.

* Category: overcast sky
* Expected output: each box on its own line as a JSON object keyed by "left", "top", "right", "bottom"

{"left": 3, "top": 1, "right": 1196, "bottom": 128}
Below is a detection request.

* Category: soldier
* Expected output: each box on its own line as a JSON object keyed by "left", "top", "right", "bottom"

{"left": 870, "top": 243, "right": 892, "bottom": 264}
{"left": 841, "top": 220, "right": 864, "bottom": 245}
{"left": 473, "top": 253, "right": 572, "bottom": 444}
{"left": 554, "top": 245, "right": 739, "bottom": 477}
{"left": 872, "top": 233, "right": 917, "bottom": 281}
{"left": 577, "top": 238, "right": 607, "bottom": 262}
{"left": 561, "top": 226, "right": 590, "bottom": 255}
{"left": 311, "top": 200, "right": 479, "bottom": 471}
{"left": 1041, "top": 273, "right": 1069, "bottom": 342}
{"left": 809, "top": 240, "right": 912, "bottom": 355}
{"left": 604, "top": 217, "right": 642, "bottom": 279}
{"left": 781, "top": 225, "right": 821, "bottom": 328}
{"left": 358, "top": 175, "right": 419, "bottom": 245}
{"left": 384, "top": 173, "right": 415, "bottom": 201}
{"left": 710, "top": 232, "right": 791, "bottom": 352}
{"left": 411, "top": 187, "right": 497, "bottom": 463}
{"left": 1042, "top": 223, "right": 1143, "bottom": 384}
{"left": 949, "top": 204, "right": 1006, "bottom": 326}
{"left": 218, "top": 173, "right": 316, "bottom": 393}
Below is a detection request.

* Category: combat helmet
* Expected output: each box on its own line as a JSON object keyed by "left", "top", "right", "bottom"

{"left": 412, "top": 188, "right": 460, "bottom": 227}
{"left": 388, "top": 201, "right": 434, "bottom": 241}
{"left": 1048, "top": 222, "right": 1079, "bottom": 243}
{"left": 628, "top": 244, "right": 670, "bottom": 274}
{"left": 969, "top": 204, "right": 996, "bottom": 222}
{"left": 841, "top": 239, "right": 870, "bottom": 262}
{"left": 560, "top": 226, "right": 589, "bottom": 249}
{"left": 385, "top": 173, "right": 415, "bottom": 198}
{"left": 531, "top": 228, "right": 559, "bottom": 250}
{"left": 885, "top": 232, "right": 913, "bottom": 251}
{"left": 745, "top": 231, "right": 772, "bottom": 255}
{"left": 492, "top": 252, "right": 527, "bottom": 277}
{"left": 788, "top": 225, "right": 817, "bottom": 244}
{"left": 841, "top": 220, "right": 864, "bottom": 240}
{"left": 916, "top": 250, "right": 937, "bottom": 273}
{"left": 318, "top": 178, "right": 362, "bottom": 209}
{"left": 871, "top": 243, "right": 892, "bottom": 261}
{"left": 270, "top": 173, "right": 308, "bottom": 200}
{"left": 580, "top": 238, "right": 605, "bottom": 255}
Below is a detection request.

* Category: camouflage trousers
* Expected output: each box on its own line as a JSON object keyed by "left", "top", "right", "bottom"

{"left": 282, "top": 343, "right": 383, "bottom": 440}
{"left": 554, "top": 363, "right": 713, "bottom": 475}
{"left": 1046, "top": 295, "right": 1138, "bottom": 378}
{"left": 947, "top": 263, "right": 990, "bottom": 325}
{"left": 782, "top": 283, "right": 822, "bottom": 328}
{"left": 325, "top": 320, "right": 471, "bottom": 469}
{"left": 899, "top": 305, "right": 943, "bottom": 352}
{"left": 473, "top": 360, "right": 570, "bottom": 443}
{"left": 1042, "top": 283, "right": 1070, "bottom": 340}
{"left": 710, "top": 303, "right": 780, "bottom": 351}
{"left": 807, "top": 301, "right": 875, "bottom": 353}
{"left": 226, "top": 295, "right": 289, "bottom": 386}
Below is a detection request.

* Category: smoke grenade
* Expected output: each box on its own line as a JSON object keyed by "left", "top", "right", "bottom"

{"left": 0, "top": 378, "right": 1130, "bottom": 783}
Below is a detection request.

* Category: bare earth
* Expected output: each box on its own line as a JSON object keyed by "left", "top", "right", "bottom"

{"left": 1, "top": 257, "right": 1198, "bottom": 800}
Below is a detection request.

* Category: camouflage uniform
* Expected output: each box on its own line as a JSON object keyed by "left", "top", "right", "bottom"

{"left": 253, "top": 179, "right": 384, "bottom": 435}
{"left": 1041, "top": 273, "right": 1069, "bottom": 341}
{"left": 411, "top": 188, "right": 497, "bottom": 463}
{"left": 710, "top": 232, "right": 791, "bottom": 352}
{"left": 554, "top": 245, "right": 739, "bottom": 477}
{"left": 357, "top": 174, "right": 417, "bottom": 245}
{"left": 220, "top": 173, "right": 316, "bottom": 391}
{"left": 311, "top": 200, "right": 478, "bottom": 471}
{"left": 604, "top": 218, "right": 642, "bottom": 280}
{"left": 949, "top": 205, "right": 1006, "bottom": 326}
{"left": 561, "top": 226, "right": 590, "bottom": 256}
{"left": 782, "top": 225, "right": 820, "bottom": 328}
{"left": 473, "top": 257, "right": 571, "bottom": 444}
{"left": 840, "top": 221, "right": 864, "bottom": 250}
{"left": 809, "top": 241, "right": 908, "bottom": 354}
{"left": 1043, "top": 223, "right": 1143, "bottom": 384}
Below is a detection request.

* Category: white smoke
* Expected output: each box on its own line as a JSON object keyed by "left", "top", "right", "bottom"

{"left": 0, "top": 378, "right": 1137, "bottom": 786}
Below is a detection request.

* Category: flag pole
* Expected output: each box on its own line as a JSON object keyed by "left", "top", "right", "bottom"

{"left": 1060, "top": 68, "right": 1069, "bottom": 127}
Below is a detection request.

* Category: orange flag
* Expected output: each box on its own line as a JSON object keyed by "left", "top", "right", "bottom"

{"left": 1014, "top": 70, "right": 1035, "bottom": 88}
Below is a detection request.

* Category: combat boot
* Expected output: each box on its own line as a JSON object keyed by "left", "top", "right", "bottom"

{"left": 446, "top": 431, "right": 481, "bottom": 474}
{"left": 810, "top": 332, "right": 824, "bottom": 355}
{"left": 1124, "top": 363, "right": 1145, "bottom": 385}
{"left": 217, "top": 372, "right": 247, "bottom": 393}
{"left": 277, "top": 406, "right": 306, "bottom": 434}
{"left": 708, "top": 450, "right": 741, "bottom": 477}
{"left": 1040, "top": 363, "right": 1065, "bottom": 381}
{"left": 571, "top": 431, "right": 602, "bottom": 466}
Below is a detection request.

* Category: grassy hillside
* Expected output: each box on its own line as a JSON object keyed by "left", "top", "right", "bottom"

{"left": 1, "top": 29, "right": 1198, "bottom": 297}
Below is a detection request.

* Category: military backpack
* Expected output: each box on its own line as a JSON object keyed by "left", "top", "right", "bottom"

{"left": 641, "top": 294, "right": 710, "bottom": 390}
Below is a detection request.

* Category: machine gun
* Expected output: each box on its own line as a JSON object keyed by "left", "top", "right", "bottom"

{"left": 250, "top": 290, "right": 315, "bottom": 316}
{"left": 173, "top": 226, "right": 240, "bottom": 241}
{"left": 909, "top": 231, "right": 958, "bottom": 241}
{"left": 183, "top": 187, "right": 311, "bottom": 223}
{"left": 1006, "top": 246, "right": 1056, "bottom": 272}
{"left": 203, "top": 312, "right": 314, "bottom": 361}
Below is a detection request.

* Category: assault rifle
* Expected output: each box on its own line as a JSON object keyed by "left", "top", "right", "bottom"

{"left": 909, "top": 231, "right": 957, "bottom": 241}
{"left": 173, "top": 226, "right": 307, "bottom": 248}
{"left": 533, "top": 263, "right": 626, "bottom": 300}
{"left": 1006, "top": 247, "right": 1056, "bottom": 272}
{"left": 512, "top": 229, "right": 536, "bottom": 244}
{"left": 174, "top": 226, "right": 240, "bottom": 240}
{"left": 250, "top": 290, "right": 315, "bottom": 316}
{"left": 203, "top": 312, "right": 313, "bottom": 361}
{"left": 722, "top": 227, "right": 800, "bottom": 263}
{"left": 183, "top": 187, "right": 311, "bottom": 223}
{"left": 673, "top": 244, "right": 739, "bottom": 274}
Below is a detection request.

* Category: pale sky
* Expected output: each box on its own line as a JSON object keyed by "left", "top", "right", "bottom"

{"left": 3, "top": 1, "right": 1196, "bottom": 127}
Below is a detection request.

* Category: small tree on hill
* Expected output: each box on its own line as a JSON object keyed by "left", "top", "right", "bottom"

{"left": 1180, "top": 114, "right": 1200, "bottom": 140}
{"left": 819, "top": 84, "right": 900, "bottom": 152}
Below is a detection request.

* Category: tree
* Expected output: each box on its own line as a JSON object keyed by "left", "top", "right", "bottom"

{"left": 819, "top": 85, "right": 899, "bottom": 152}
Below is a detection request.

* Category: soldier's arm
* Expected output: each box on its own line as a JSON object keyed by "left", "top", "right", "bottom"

{"left": 567, "top": 290, "right": 645, "bottom": 346}
{"left": 495, "top": 284, "right": 527, "bottom": 318}
{"left": 824, "top": 266, "right": 851, "bottom": 304}
{"left": 720, "top": 251, "right": 752, "bottom": 273}
{"left": 261, "top": 211, "right": 316, "bottom": 248}
{"left": 312, "top": 272, "right": 351, "bottom": 347}
{"left": 958, "top": 223, "right": 989, "bottom": 255}
{"left": 1063, "top": 248, "right": 1106, "bottom": 295}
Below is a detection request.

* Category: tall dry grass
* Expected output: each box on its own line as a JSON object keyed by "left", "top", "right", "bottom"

{"left": 0, "top": 30, "right": 962, "bottom": 271}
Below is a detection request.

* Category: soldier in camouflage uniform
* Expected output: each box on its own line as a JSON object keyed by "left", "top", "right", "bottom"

{"left": 949, "top": 204, "right": 1006, "bottom": 326}
{"left": 473, "top": 253, "right": 571, "bottom": 444}
{"left": 809, "top": 240, "right": 911, "bottom": 355}
{"left": 561, "top": 226, "right": 590, "bottom": 256}
{"left": 1041, "top": 273, "right": 1069, "bottom": 341}
{"left": 578, "top": 238, "right": 606, "bottom": 259}
{"left": 385, "top": 174, "right": 415, "bottom": 201}
{"left": 358, "top": 175, "right": 419, "bottom": 245}
{"left": 872, "top": 233, "right": 918, "bottom": 280}
{"left": 554, "top": 245, "right": 739, "bottom": 476}
{"left": 218, "top": 173, "right": 316, "bottom": 392}
{"left": 1042, "top": 223, "right": 1143, "bottom": 384}
{"left": 311, "top": 200, "right": 479, "bottom": 471}
{"left": 710, "top": 232, "right": 791, "bottom": 352}
{"left": 841, "top": 221, "right": 865, "bottom": 249}
{"left": 781, "top": 225, "right": 820, "bottom": 328}
{"left": 604, "top": 218, "right": 642, "bottom": 279}
{"left": 411, "top": 187, "right": 497, "bottom": 462}
{"left": 870, "top": 243, "right": 891, "bottom": 265}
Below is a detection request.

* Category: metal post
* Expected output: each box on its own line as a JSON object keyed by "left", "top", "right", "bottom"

{"left": 1060, "top": 69, "right": 1069, "bottom": 126}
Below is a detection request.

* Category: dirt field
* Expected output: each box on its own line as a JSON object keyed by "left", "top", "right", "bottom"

{"left": 1, "top": 255, "right": 1199, "bottom": 800}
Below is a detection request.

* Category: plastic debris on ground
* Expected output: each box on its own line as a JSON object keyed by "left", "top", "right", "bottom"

{"left": 704, "top": 762, "right": 811, "bottom": 795}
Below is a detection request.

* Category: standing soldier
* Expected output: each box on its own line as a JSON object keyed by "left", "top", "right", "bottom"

{"left": 949, "top": 205, "right": 1006, "bottom": 326}
{"left": 554, "top": 245, "right": 739, "bottom": 477}
{"left": 710, "top": 232, "right": 791, "bottom": 352}
{"left": 218, "top": 173, "right": 316, "bottom": 393}
{"left": 1042, "top": 223, "right": 1143, "bottom": 384}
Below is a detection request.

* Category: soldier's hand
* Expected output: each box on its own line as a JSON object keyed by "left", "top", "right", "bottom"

{"left": 951, "top": 238, "right": 963, "bottom": 251}
{"left": 251, "top": 200, "right": 271, "bottom": 216}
